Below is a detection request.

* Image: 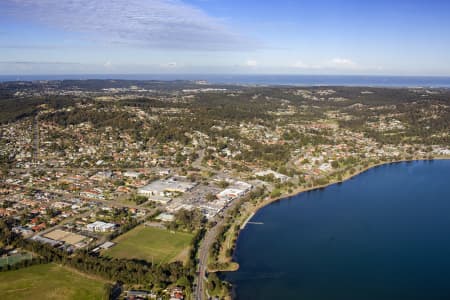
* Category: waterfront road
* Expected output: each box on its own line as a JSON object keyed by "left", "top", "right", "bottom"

{"left": 194, "top": 197, "right": 242, "bottom": 300}
{"left": 195, "top": 221, "right": 220, "bottom": 300}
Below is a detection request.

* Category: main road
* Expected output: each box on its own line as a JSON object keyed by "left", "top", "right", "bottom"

{"left": 194, "top": 197, "right": 243, "bottom": 300}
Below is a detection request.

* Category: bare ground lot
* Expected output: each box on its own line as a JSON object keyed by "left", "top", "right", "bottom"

{"left": 44, "top": 229, "right": 87, "bottom": 245}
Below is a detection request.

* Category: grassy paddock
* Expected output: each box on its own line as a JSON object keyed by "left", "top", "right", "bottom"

{"left": 0, "top": 263, "right": 106, "bottom": 300}
{"left": 104, "top": 225, "right": 193, "bottom": 264}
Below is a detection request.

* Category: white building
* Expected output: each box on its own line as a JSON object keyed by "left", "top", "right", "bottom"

{"left": 155, "top": 213, "right": 175, "bottom": 222}
{"left": 86, "top": 221, "right": 116, "bottom": 232}
{"left": 124, "top": 171, "right": 141, "bottom": 178}
{"left": 216, "top": 188, "right": 246, "bottom": 202}
{"left": 231, "top": 180, "right": 253, "bottom": 192}
{"left": 319, "top": 163, "right": 332, "bottom": 172}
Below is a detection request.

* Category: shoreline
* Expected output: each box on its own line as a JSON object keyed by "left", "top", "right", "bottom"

{"left": 221, "top": 157, "right": 450, "bottom": 273}
{"left": 240, "top": 212, "right": 255, "bottom": 230}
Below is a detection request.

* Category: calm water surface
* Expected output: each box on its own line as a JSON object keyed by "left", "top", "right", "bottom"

{"left": 224, "top": 160, "right": 450, "bottom": 300}
{"left": 2, "top": 74, "right": 450, "bottom": 87}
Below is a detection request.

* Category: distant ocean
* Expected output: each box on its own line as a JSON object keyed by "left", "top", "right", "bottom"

{"left": 1, "top": 74, "right": 450, "bottom": 88}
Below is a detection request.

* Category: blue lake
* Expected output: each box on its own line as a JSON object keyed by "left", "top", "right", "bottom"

{"left": 223, "top": 160, "right": 450, "bottom": 300}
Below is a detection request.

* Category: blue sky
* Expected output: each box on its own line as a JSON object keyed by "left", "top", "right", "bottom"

{"left": 1, "top": 0, "right": 450, "bottom": 75}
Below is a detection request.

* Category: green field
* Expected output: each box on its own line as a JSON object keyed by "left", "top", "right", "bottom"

{"left": 104, "top": 225, "right": 193, "bottom": 264}
{"left": 0, "top": 264, "right": 106, "bottom": 300}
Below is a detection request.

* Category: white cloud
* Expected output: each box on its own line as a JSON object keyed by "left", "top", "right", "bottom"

{"left": 292, "top": 60, "right": 325, "bottom": 70}
{"left": 288, "top": 58, "right": 362, "bottom": 72}
{"left": 3, "top": 0, "right": 254, "bottom": 50}
{"left": 292, "top": 60, "right": 324, "bottom": 69}
{"left": 292, "top": 60, "right": 309, "bottom": 68}
{"left": 330, "top": 58, "right": 357, "bottom": 68}
{"left": 161, "top": 62, "right": 178, "bottom": 68}
{"left": 104, "top": 61, "right": 113, "bottom": 68}
{"left": 246, "top": 60, "right": 258, "bottom": 67}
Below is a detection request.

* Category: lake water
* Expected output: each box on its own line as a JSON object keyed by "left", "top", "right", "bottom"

{"left": 223, "top": 160, "right": 450, "bottom": 300}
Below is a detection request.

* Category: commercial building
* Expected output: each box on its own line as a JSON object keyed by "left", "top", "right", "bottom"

{"left": 216, "top": 188, "right": 246, "bottom": 202}
{"left": 86, "top": 221, "right": 116, "bottom": 232}
{"left": 138, "top": 177, "right": 197, "bottom": 197}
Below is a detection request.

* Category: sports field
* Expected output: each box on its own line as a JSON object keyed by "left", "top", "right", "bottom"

{"left": 0, "top": 264, "right": 106, "bottom": 300}
{"left": 104, "top": 225, "right": 193, "bottom": 264}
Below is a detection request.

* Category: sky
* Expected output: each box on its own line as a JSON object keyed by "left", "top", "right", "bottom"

{"left": 1, "top": 0, "right": 450, "bottom": 76}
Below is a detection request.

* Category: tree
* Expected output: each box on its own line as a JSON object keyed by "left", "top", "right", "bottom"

{"left": 205, "top": 193, "right": 216, "bottom": 202}
{"left": 331, "top": 160, "right": 339, "bottom": 169}
{"left": 216, "top": 180, "right": 229, "bottom": 189}
{"left": 168, "top": 209, "right": 205, "bottom": 232}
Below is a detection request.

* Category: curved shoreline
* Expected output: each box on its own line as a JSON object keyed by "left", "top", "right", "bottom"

{"left": 222, "top": 157, "right": 450, "bottom": 273}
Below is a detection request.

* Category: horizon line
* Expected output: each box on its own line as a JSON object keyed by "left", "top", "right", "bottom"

{"left": 2, "top": 73, "right": 450, "bottom": 78}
